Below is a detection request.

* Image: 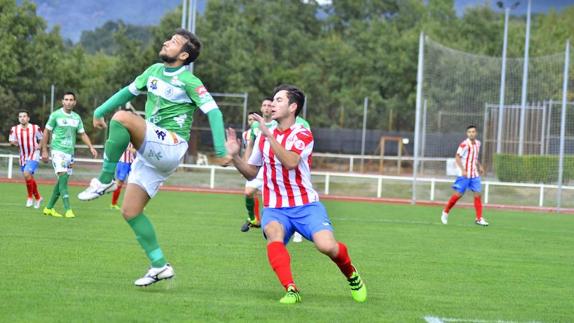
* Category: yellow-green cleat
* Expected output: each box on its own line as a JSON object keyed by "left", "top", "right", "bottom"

{"left": 64, "top": 209, "right": 76, "bottom": 218}
{"left": 279, "top": 285, "right": 301, "bottom": 304}
{"left": 43, "top": 207, "right": 63, "bottom": 218}
{"left": 348, "top": 271, "right": 367, "bottom": 303}
{"left": 110, "top": 204, "right": 121, "bottom": 210}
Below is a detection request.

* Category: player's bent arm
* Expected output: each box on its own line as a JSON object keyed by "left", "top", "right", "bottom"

{"left": 93, "top": 87, "right": 137, "bottom": 119}
{"left": 206, "top": 109, "right": 227, "bottom": 158}
{"left": 40, "top": 128, "right": 51, "bottom": 152}
{"left": 267, "top": 136, "right": 301, "bottom": 170}
{"left": 232, "top": 155, "right": 260, "bottom": 180}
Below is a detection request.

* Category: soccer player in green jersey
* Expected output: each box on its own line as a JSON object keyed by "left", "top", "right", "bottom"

{"left": 40, "top": 92, "right": 98, "bottom": 218}
{"left": 77, "top": 29, "right": 229, "bottom": 286}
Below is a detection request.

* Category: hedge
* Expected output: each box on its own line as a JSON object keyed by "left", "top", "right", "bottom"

{"left": 494, "top": 154, "right": 574, "bottom": 183}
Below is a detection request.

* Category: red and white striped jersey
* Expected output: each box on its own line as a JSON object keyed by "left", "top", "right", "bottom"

{"left": 9, "top": 124, "right": 43, "bottom": 166}
{"left": 456, "top": 139, "right": 481, "bottom": 178}
{"left": 120, "top": 143, "right": 136, "bottom": 163}
{"left": 248, "top": 124, "right": 319, "bottom": 208}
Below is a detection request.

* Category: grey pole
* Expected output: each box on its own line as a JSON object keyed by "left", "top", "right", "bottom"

{"left": 302, "top": 97, "right": 308, "bottom": 119}
{"left": 242, "top": 92, "right": 249, "bottom": 132}
{"left": 360, "top": 97, "right": 368, "bottom": 171}
{"left": 181, "top": 0, "right": 187, "bottom": 28}
{"left": 518, "top": 0, "right": 532, "bottom": 155}
{"left": 412, "top": 32, "right": 425, "bottom": 204}
{"left": 50, "top": 84, "right": 55, "bottom": 113}
{"left": 187, "top": 0, "right": 196, "bottom": 73}
{"left": 556, "top": 40, "right": 570, "bottom": 211}
{"left": 496, "top": 7, "right": 511, "bottom": 154}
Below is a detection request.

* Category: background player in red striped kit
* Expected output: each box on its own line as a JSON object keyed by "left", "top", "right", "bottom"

{"left": 110, "top": 142, "right": 136, "bottom": 210}
{"left": 9, "top": 111, "right": 43, "bottom": 208}
{"left": 226, "top": 84, "right": 367, "bottom": 304}
{"left": 441, "top": 125, "right": 489, "bottom": 226}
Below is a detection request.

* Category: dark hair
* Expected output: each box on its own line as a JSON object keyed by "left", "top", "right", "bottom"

{"left": 272, "top": 84, "right": 305, "bottom": 116}
{"left": 18, "top": 110, "right": 30, "bottom": 116}
{"left": 63, "top": 91, "right": 76, "bottom": 100}
{"left": 467, "top": 125, "right": 477, "bottom": 130}
{"left": 262, "top": 97, "right": 273, "bottom": 103}
{"left": 248, "top": 111, "right": 260, "bottom": 116}
{"left": 175, "top": 28, "right": 201, "bottom": 65}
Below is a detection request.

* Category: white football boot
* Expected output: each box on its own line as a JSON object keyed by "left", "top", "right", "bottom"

{"left": 134, "top": 264, "right": 175, "bottom": 287}
{"left": 475, "top": 218, "right": 489, "bottom": 226}
{"left": 34, "top": 197, "right": 43, "bottom": 209}
{"left": 441, "top": 211, "right": 448, "bottom": 225}
{"left": 78, "top": 178, "right": 117, "bottom": 201}
{"left": 293, "top": 232, "right": 303, "bottom": 243}
{"left": 26, "top": 198, "right": 34, "bottom": 208}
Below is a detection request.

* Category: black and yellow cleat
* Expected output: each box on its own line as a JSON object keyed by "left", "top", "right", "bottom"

{"left": 348, "top": 270, "right": 367, "bottom": 303}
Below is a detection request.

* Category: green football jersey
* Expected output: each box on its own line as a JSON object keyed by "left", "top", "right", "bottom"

{"left": 129, "top": 63, "right": 217, "bottom": 141}
{"left": 249, "top": 116, "right": 310, "bottom": 141}
{"left": 45, "top": 108, "right": 85, "bottom": 155}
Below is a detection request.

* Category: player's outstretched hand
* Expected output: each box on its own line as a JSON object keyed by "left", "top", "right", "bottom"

{"left": 251, "top": 113, "right": 272, "bottom": 137}
{"left": 216, "top": 155, "right": 233, "bottom": 167}
{"left": 225, "top": 128, "right": 241, "bottom": 157}
{"left": 93, "top": 117, "right": 107, "bottom": 130}
{"left": 90, "top": 147, "right": 98, "bottom": 159}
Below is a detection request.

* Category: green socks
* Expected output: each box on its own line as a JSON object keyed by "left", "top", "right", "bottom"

{"left": 245, "top": 196, "right": 255, "bottom": 221}
{"left": 98, "top": 120, "right": 131, "bottom": 184}
{"left": 127, "top": 213, "right": 167, "bottom": 268}
{"left": 58, "top": 174, "right": 70, "bottom": 210}
{"left": 47, "top": 182, "right": 60, "bottom": 209}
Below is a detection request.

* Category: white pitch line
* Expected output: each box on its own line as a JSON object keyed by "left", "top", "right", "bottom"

{"left": 424, "top": 316, "right": 542, "bottom": 323}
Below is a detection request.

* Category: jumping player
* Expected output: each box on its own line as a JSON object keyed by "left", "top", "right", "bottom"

{"left": 77, "top": 29, "right": 229, "bottom": 286}
{"left": 9, "top": 111, "right": 43, "bottom": 208}
{"left": 441, "top": 125, "right": 489, "bottom": 226}
{"left": 226, "top": 84, "right": 367, "bottom": 304}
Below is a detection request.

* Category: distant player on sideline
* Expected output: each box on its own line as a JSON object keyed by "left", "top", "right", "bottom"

{"left": 40, "top": 92, "right": 98, "bottom": 218}
{"left": 77, "top": 29, "right": 229, "bottom": 286}
{"left": 226, "top": 84, "right": 367, "bottom": 304}
{"left": 441, "top": 125, "right": 489, "bottom": 226}
{"left": 110, "top": 142, "right": 136, "bottom": 210}
{"left": 9, "top": 111, "right": 43, "bottom": 208}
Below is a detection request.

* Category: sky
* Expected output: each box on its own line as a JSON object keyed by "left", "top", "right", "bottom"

{"left": 28, "top": 0, "right": 574, "bottom": 42}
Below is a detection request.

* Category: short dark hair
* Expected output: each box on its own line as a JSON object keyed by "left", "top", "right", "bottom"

{"left": 272, "top": 84, "right": 305, "bottom": 116}
{"left": 248, "top": 111, "right": 260, "bottom": 115}
{"left": 63, "top": 91, "right": 76, "bottom": 100}
{"left": 467, "top": 125, "right": 477, "bottom": 130}
{"left": 18, "top": 110, "right": 29, "bottom": 116}
{"left": 175, "top": 28, "right": 201, "bottom": 65}
{"left": 262, "top": 97, "right": 273, "bottom": 102}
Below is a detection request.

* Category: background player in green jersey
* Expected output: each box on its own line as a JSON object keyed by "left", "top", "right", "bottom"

{"left": 40, "top": 92, "right": 98, "bottom": 218}
{"left": 77, "top": 29, "right": 229, "bottom": 286}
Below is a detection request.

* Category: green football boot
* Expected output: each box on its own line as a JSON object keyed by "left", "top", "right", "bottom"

{"left": 348, "top": 270, "right": 367, "bottom": 303}
{"left": 279, "top": 285, "right": 301, "bottom": 304}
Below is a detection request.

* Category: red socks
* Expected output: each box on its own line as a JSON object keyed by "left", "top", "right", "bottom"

{"left": 444, "top": 194, "right": 461, "bottom": 213}
{"left": 254, "top": 196, "right": 260, "bottom": 223}
{"left": 25, "top": 178, "right": 33, "bottom": 198}
{"left": 111, "top": 183, "right": 122, "bottom": 205}
{"left": 267, "top": 241, "right": 294, "bottom": 290}
{"left": 474, "top": 196, "right": 483, "bottom": 220}
{"left": 331, "top": 242, "right": 355, "bottom": 278}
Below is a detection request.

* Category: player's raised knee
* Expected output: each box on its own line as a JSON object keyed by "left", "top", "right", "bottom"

{"left": 111, "top": 110, "right": 134, "bottom": 124}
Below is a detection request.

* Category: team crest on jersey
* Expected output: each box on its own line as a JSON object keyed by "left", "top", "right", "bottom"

{"left": 150, "top": 79, "right": 158, "bottom": 90}
{"left": 165, "top": 87, "right": 173, "bottom": 97}
{"left": 294, "top": 140, "right": 306, "bottom": 151}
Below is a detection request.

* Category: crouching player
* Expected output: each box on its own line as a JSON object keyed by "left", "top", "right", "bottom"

{"left": 226, "top": 84, "right": 367, "bottom": 304}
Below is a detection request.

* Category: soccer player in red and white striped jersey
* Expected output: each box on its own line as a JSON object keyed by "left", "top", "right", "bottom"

{"left": 442, "top": 125, "right": 488, "bottom": 226}
{"left": 9, "top": 111, "right": 43, "bottom": 208}
{"left": 226, "top": 84, "right": 367, "bottom": 304}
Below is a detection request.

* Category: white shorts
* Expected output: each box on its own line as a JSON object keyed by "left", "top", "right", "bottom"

{"left": 128, "top": 122, "right": 188, "bottom": 198}
{"left": 245, "top": 167, "right": 264, "bottom": 190}
{"left": 51, "top": 150, "right": 74, "bottom": 175}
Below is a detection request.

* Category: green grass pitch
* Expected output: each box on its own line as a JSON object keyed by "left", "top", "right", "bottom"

{"left": 1, "top": 182, "right": 572, "bottom": 322}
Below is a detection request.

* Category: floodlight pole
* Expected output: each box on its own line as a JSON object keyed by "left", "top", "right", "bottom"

{"left": 412, "top": 32, "right": 424, "bottom": 204}
{"left": 50, "top": 84, "right": 55, "bottom": 113}
{"left": 360, "top": 97, "right": 368, "bottom": 172}
{"left": 181, "top": 0, "right": 187, "bottom": 29}
{"left": 518, "top": 0, "right": 532, "bottom": 155}
{"left": 496, "top": 7, "right": 511, "bottom": 154}
{"left": 556, "top": 40, "right": 570, "bottom": 212}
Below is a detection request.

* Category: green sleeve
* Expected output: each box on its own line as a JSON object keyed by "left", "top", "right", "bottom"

{"left": 207, "top": 108, "right": 227, "bottom": 157}
{"left": 94, "top": 87, "right": 136, "bottom": 119}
